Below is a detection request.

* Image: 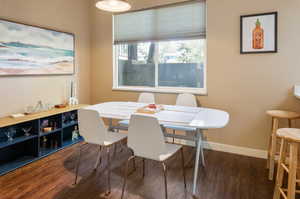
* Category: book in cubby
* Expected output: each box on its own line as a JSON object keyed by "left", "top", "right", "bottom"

{"left": 39, "top": 131, "right": 62, "bottom": 157}
{"left": 39, "top": 114, "right": 61, "bottom": 136}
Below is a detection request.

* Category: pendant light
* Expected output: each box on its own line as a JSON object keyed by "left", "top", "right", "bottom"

{"left": 95, "top": 0, "right": 131, "bottom": 12}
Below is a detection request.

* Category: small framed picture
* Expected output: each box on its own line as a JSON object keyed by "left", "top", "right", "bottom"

{"left": 240, "top": 12, "right": 278, "bottom": 54}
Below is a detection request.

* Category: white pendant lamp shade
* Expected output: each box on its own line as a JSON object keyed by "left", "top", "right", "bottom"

{"left": 95, "top": 0, "right": 131, "bottom": 12}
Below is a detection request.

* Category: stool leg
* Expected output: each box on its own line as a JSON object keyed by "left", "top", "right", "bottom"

{"left": 288, "top": 119, "right": 292, "bottom": 128}
{"left": 287, "top": 142, "right": 298, "bottom": 199}
{"left": 267, "top": 117, "right": 274, "bottom": 169}
{"left": 269, "top": 118, "right": 279, "bottom": 180}
{"left": 273, "top": 138, "right": 287, "bottom": 199}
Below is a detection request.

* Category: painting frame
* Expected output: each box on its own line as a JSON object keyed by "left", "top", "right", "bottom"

{"left": 0, "top": 18, "right": 75, "bottom": 76}
{"left": 240, "top": 12, "right": 278, "bottom": 54}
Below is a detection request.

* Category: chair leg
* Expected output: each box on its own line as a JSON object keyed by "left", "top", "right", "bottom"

{"left": 130, "top": 149, "right": 136, "bottom": 171}
{"left": 180, "top": 148, "right": 187, "bottom": 189}
{"left": 113, "top": 144, "right": 117, "bottom": 157}
{"left": 121, "top": 155, "right": 135, "bottom": 199}
{"left": 142, "top": 158, "right": 145, "bottom": 178}
{"left": 273, "top": 139, "right": 287, "bottom": 199}
{"left": 173, "top": 130, "right": 175, "bottom": 143}
{"left": 287, "top": 142, "right": 298, "bottom": 199}
{"left": 94, "top": 146, "right": 102, "bottom": 170}
{"left": 106, "top": 147, "right": 111, "bottom": 196}
{"left": 269, "top": 118, "right": 278, "bottom": 180}
{"left": 74, "top": 145, "right": 83, "bottom": 185}
{"left": 162, "top": 162, "right": 168, "bottom": 199}
{"left": 288, "top": 119, "right": 292, "bottom": 128}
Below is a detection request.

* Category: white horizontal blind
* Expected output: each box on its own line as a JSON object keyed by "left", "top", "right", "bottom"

{"left": 113, "top": 1, "right": 206, "bottom": 44}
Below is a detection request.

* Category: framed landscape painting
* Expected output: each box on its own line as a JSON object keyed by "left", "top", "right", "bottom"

{"left": 240, "top": 12, "right": 277, "bottom": 54}
{"left": 0, "top": 19, "right": 75, "bottom": 76}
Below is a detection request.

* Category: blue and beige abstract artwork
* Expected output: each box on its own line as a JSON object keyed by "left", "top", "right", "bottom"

{"left": 0, "top": 19, "right": 74, "bottom": 75}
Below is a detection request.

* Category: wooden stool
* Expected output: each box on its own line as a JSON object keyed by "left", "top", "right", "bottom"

{"left": 266, "top": 110, "right": 300, "bottom": 180}
{"left": 273, "top": 128, "right": 300, "bottom": 199}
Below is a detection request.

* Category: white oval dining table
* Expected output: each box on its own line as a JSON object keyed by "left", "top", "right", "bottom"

{"left": 84, "top": 101, "right": 230, "bottom": 196}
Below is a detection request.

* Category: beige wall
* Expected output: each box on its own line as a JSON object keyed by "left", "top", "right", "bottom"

{"left": 91, "top": 0, "right": 300, "bottom": 150}
{"left": 0, "top": 0, "right": 91, "bottom": 117}
{"left": 1, "top": 0, "right": 299, "bottom": 151}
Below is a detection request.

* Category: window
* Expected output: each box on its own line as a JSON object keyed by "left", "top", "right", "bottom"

{"left": 113, "top": 1, "right": 206, "bottom": 94}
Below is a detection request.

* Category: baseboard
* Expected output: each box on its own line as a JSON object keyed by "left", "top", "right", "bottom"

{"left": 202, "top": 141, "right": 268, "bottom": 159}
{"left": 171, "top": 138, "right": 268, "bottom": 159}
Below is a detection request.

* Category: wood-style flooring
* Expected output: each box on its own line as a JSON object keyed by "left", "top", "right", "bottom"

{"left": 0, "top": 143, "right": 275, "bottom": 199}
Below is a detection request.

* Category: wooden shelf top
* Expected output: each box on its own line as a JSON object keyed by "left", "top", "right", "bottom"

{"left": 0, "top": 104, "right": 88, "bottom": 128}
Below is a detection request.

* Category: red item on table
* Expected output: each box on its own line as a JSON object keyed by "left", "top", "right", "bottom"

{"left": 148, "top": 104, "right": 157, "bottom": 109}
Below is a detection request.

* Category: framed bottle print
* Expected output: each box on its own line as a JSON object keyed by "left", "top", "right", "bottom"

{"left": 240, "top": 12, "right": 278, "bottom": 54}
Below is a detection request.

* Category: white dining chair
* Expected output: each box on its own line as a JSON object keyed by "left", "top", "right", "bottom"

{"left": 118, "top": 92, "right": 155, "bottom": 129}
{"left": 121, "top": 114, "right": 186, "bottom": 199}
{"left": 163, "top": 93, "right": 205, "bottom": 166}
{"left": 75, "top": 108, "right": 128, "bottom": 195}
{"left": 137, "top": 92, "right": 155, "bottom": 104}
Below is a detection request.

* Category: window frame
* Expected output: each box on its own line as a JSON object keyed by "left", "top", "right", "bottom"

{"left": 112, "top": 40, "right": 207, "bottom": 95}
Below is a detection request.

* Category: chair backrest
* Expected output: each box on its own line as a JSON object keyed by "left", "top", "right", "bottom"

{"left": 78, "top": 108, "right": 107, "bottom": 145}
{"left": 138, "top": 92, "right": 155, "bottom": 104}
{"left": 176, "top": 93, "right": 197, "bottom": 107}
{"left": 128, "top": 114, "right": 166, "bottom": 159}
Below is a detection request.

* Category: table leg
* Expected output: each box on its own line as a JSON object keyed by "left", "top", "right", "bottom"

{"left": 199, "top": 132, "right": 205, "bottom": 167}
{"left": 192, "top": 129, "right": 202, "bottom": 196}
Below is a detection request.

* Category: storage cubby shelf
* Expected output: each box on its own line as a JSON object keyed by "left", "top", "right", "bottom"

{"left": 0, "top": 105, "right": 87, "bottom": 176}
{"left": 0, "top": 135, "right": 38, "bottom": 149}
{"left": 39, "top": 148, "right": 60, "bottom": 157}
{"left": 39, "top": 128, "right": 62, "bottom": 137}
{"left": 0, "top": 156, "right": 36, "bottom": 175}
{"left": 63, "top": 121, "right": 78, "bottom": 128}
{"left": 63, "top": 137, "right": 84, "bottom": 148}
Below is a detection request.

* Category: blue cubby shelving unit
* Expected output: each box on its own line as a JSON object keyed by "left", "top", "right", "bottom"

{"left": 0, "top": 105, "right": 86, "bottom": 176}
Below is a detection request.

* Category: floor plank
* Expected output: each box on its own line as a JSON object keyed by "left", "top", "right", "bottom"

{"left": 0, "top": 143, "right": 275, "bottom": 199}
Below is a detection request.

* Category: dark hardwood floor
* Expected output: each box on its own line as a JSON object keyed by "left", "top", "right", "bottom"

{"left": 0, "top": 143, "right": 275, "bottom": 199}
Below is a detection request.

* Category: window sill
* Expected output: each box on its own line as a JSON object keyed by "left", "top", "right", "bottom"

{"left": 112, "top": 86, "right": 207, "bottom": 95}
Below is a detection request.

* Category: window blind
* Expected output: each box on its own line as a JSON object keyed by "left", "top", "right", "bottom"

{"left": 113, "top": 0, "right": 206, "bottom": 44}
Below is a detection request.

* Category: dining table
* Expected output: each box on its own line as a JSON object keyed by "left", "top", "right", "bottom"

{"left": 86, "top": 101, "right": 230, "bottom": 196}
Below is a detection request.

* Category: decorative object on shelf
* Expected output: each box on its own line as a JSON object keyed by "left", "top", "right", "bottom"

{"left": 41, "top": 120, "right": 58, "bottom": 133}
{"left": 0, "top": 18, "right": 75, "bottom": 76}
{"left": 49, "top": 137, "right": 58, "bottom": 149}
{"left": 95, "top": 0, "right": 131, "bottom": 12}
{"left": 41, "top": 136, "right": 47, "bottom": 149}
{"left": 63, "top": 111, "right": 78, "bottom": 126}
{"left": 68, "top": 80, "right": 79, "bottom": 106}
{"left": 34, "top": 100, "right": 45, "bottom": 113}
{"left": 4, "top": 130, "right": 12, "bottom": 142}
{"left": 41, "top": 119, "right": 54, "bottom": 133}
{"left": 45, "top": 103, "right": 54, "bottom": 111}
{"left": 42, "top": 127, "right": 53, "bottom": 133}
{"left": 55, "top": 104, "right": 67, "bottom": 109}
{"left": 69, "top": 98, "right": 78, "bottom": 106}
{"left": 25, "top": 106, "right": 35, "bottom": 115}
{"left": 22, "top": 126, "right": 32, "bottom": 137}
{"left": 10, "top": 113, "right": 25, "bottom": 118}
{"left": 70, "top": 113, "right": 76, "bottom": 122}
{"left": 72, "top": 126, "right": 79, "bottom": 141}
{"left": 25, "top": 101, "right": 49, "bottom": 115}
{"left": 41, "top": 120, "right": 49, "bottom": 129}
{"left": 240, "top": 12, "right": 277, "bottom": 54}
{"left": 5, "top": 127, "right": 16, "bottom": 142}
